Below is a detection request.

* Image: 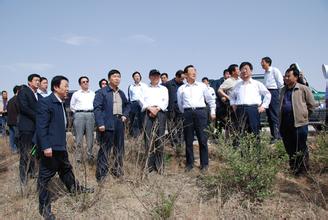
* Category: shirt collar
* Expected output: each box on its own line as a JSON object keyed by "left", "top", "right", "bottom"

{"left": 149, "top": 83, "right": 160, "bottom": 88}
{"left": 54, "top": 93, "right": 64, "bottom": 103}
{"left": 186, "top": 81, "right": 198, "bottom": 86}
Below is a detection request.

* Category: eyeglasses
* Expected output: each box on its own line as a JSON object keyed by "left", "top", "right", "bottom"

{"left": 81, "top": 80, "right": 89, "bottom": 84}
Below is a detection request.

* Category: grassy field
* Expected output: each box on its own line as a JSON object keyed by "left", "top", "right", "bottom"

{"left": 0, "top": 130, "right": 327, "bottom": 219}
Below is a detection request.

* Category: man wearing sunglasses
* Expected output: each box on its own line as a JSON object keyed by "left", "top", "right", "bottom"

{"left": 70, "top": 76, "right": 95, "bottom": 164}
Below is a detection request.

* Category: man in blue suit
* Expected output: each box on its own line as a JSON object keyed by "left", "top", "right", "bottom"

{"left": 93, "top": 69, "right": 130, "bottom": 182}
{"left": 36, "top": 76, "right": 93, "bottom": 219}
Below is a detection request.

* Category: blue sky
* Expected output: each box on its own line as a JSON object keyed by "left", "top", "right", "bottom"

{"left": 1, "top": 0, "right": 327, "bottom": 96}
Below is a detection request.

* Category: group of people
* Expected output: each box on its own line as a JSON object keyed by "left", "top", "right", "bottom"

{"left": 0, "top": 57, "right": 316, "bottom": 219}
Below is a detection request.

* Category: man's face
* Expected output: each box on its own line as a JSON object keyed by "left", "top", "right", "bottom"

{"left": 100, "top": 80, "right": 108, "bottom": 88}
{"left": 261, "top": 60, "right": 269, "bottom": 70}
{"left": 80, "top": 77, "right": 89, "bottom": 90}
{"left": 40, "top": 80, "right": 48, "bottom": 91}
{"left": 176, "top": 73, "right": 186, "bottom": 83}
{"left": 161, "top": 75, "right": 168, "bottom": 83}
{"left": 109, "top": 73, "right": 121, "bottom": 88}
{"left": 232, "top": 67, "right": 240, "bottom": 78}
{"left": 186, "top": 67, "right": 197, "bottom": 81}
{"left": 2, "top": 92, "right": 8, "bottom": 100}
{"left": 202, "top": 79, "right": 209, "bottom": 86}
{"left": 150, "top": 74, "right": 160, "bottom": 85}
{"left": 54, "top": 80, "right": 69, "bottom": 99}
{"left": 240, "top": 65, "right": 252, "bottom": 81}
{"left": 28, "top": 77, "right": 40, "bottom": 90}
{"left": 224, "top": 71, "right": 231, "bottom": 79}
{"left": 133, "top": 74, "right": 141, "bottom": 83}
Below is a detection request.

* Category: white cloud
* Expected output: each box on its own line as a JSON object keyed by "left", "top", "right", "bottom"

{"left": 0, "top": 62, "right": 54, "bottom": 72}
{"left": 123, "top": 34, "right": 156, "bottom": 45}
{"left": 54, "top": 34, "right": 98, "bottom": 46}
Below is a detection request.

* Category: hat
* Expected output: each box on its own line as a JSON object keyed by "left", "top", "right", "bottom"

{"left": 149, "top": 69, "right": 160, "bottom": 76}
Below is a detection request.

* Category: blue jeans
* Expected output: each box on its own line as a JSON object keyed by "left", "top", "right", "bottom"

{"left": 9, "top": 125, "right": 18, "bottom": 152}
{"left": 0, "top": 116, "right": 6, "bottom": 136}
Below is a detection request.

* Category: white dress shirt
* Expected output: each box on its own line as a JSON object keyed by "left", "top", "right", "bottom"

{"left": 139, "top": 83, "right": 168, "bottom": 112}
{"left": 70, "top": 89, "right": 95, "bottom": 112}
{"left": 229, "top": 78, "right": 271, "bottom": 108}
{"left": 128, "top": 82, "right": 147, "bottom": 102}
{"left": 177, "top": 81, "right": 216, "bottom": 115}
{"left": 37, "top": 88, "right": 49, "bottom": 97}
{"left": 263, "top": 66, "right": 284, "bottom": 89}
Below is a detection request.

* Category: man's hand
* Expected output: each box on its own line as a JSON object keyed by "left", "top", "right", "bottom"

{"left": 210, "top": 114, "right": 216, "bottom": 121}
{"left": 258, "top": 105, "right": 266, "bottom": 113}
{"left": 147, "top": 106, "right": 160, "bottom": 118}
{"left": 221, "top": 97, "right": 227, "bottom": 102}
{"left": 98, "top": 126, "right": 105, "bottom": 132}
{"left": 232, "top": 105, "right": 237, "bottom": 112}
{"left": 121, "top": 116, "right": 127, "bottom": 122}
{"left": 44, "top": 148, "right": 53, "bottom": 157}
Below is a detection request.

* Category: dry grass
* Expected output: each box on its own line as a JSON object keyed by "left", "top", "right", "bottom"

{"left": 0, "top": 131, "right": 327, "bottom": 219}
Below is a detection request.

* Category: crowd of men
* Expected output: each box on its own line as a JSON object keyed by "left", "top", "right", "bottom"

{"left": 0, "top": 57, "right": 316, "bottom": 219}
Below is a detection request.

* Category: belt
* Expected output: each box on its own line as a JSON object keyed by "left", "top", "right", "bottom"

{"left": 268, "top": 88, "right": 279, "bottom": 91}
{"left": 76, "top": 110, "right": 93, "bottom": 113}
{"left": 113, "top": 114, "right": 123, "bottom": 118}
{"left": 237, "top": 104, "right": 258, "bottom": 107}
{"left": 184, "top": 107, "right": 206, "bottom": 111}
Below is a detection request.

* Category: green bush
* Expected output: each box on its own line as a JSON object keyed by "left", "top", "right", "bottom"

{"left": 151, "top": 192, "right": 177, "bottom": 219}
{"left": 204, "top": 133, "right": 288, "bottom": 201}
{"left": 311, "top": 130, "right": 328, "bottom": 171}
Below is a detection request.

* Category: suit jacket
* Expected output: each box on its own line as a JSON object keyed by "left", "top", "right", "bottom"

{"left": 6, "top": 95, "right": 19, "bottom": 126}
{"left": 36, "top": 93, "right": 67, "bottom": 151}
{"left": 93, "top": 86, "right": 130, "bottom": 131}
{"left": 164, "top": 79, "right": 184, "bottom": 113}
{"left": 17, "top": 85, "right": 43, "bottom": 132}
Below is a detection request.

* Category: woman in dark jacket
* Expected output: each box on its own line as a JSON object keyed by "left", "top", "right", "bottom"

{"left": 279, "top": 67, "right": 316, "bottom": 176}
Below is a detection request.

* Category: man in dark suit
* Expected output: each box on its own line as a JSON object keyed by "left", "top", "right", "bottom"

{"left": 93, "top": 69, "right": 130, "bottom": 182}
{"left": 17, "top": 74, "right": 42, "bottom": 184}
{"left": 36, "top": 75, "right": 93, "bottom": 219}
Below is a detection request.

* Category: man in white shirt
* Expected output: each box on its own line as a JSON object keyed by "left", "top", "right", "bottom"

{"left": 202, "top": 77, "right": 216, "bottom": 125}
{"left": 177, "top": 65, "right": 216, "bottom": 173}
{"left": 230, "top": 62, "right": 271, "bottom": 136}
{"left": 140, "top": 69, "right": 168, "bottom": 174}
{"left": 70, "top": 76, "right": 95, "bottom": 163}
{"left": 37, "top": 77, "right": 49, "bottom": 97}
{"left": 261, "top": 57, "right": 284, "bottom": 143}
{"left": 127, "top": 71, "right": 147, "bottom": 138}
{"left": 218, "top": 64, "right": 241, "bottom": 132}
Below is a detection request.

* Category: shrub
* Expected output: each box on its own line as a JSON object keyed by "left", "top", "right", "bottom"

{"left": 311, "top": 130, "right": 328, "bottom": 172}
{"left": 202, "top": 133, "right": 288, "bottom": 201}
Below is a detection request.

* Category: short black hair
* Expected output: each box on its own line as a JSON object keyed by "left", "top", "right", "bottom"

{"left": 1, "top": 90, "right": 7, "bottom": 95}
{"left": 175, "top": 70, "right": 184, "bottom": 78}
{"left": 108, "top": 69, "right": 121, "bottom": 79}
{"left": 262, "top": 57, "right": 272, "bottom": 66}
{"left": 51, "top": 75, "right": 69, "bottom": 92}
{"left": 13, "top": 85, "right": 21, "bottom": 94}
{"left": 149, "top": 69, "right": 160, "bottom": 76}
{"left": 132, "top": 71, "right": 141, "bottom": 79}
{"left": 227, "top": 64, "right": 238, "bottom": 75}
{"left": 40, "top": 77, "right": 48, "bottom": 83}
{"left": 223, "top": 69, "right": 229, "bottom": 75}
{"left": 202, "top": 77, "right": 209, "bottom": 82}
{"left": 78, "top": 76, "right": 89, "bottom": 85}
{"left": 240, "top": 62, "right": 253, "bottom": 71}
{"left": 98, "top": 78, "right": 108, "bottom": 88}
{"left": 184, "top": 65, "right": 194, "bottom": 74}
{"left": 160, "top": 72, "right": 168, "bottom": 78}
{"left": 28, "top": 74, "right": 41, "bottom": 82}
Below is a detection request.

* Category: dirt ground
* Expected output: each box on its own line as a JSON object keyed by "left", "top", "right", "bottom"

{"left": 0, "top": 133, "right": 327, "bottom": 219}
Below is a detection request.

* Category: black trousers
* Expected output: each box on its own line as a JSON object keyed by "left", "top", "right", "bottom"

{"left": 183, "top": 108, "right": 209, "bottom": 168}
{"left": 266, "top": 89, "right": 281, "bottom": 139}
{"left": 167, "top": 110, "right": 184, "bottom": 151}
{"left": 280, "top": 123, "right": 309, "bottom": 173}
{"left": 38, "top": 151, "right": 77, "bottom": 216}
{"left": 96, "top": 117, "right": 124, "bottom": 180}
{"left": 235, "top": 105, "right": 260, "bottom": 135}
{"left": 129, "top": 101, "right": 144, "bottom": 138}
{"left": 19, "top": 132, "right": 36, "bottom": 184}
{"left": 144, "top": 111, "right": 166, "bottom": 172}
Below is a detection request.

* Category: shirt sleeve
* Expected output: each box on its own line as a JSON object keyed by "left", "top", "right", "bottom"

{"left": 229, "top": 84, "right": 238, "bottom": 105}
{"left": 177, "top": 86, "right": 184, "bottom": 113}
{"left": 219, "top": 79, "right": 232, "bottom": 91}
{"left": 139, "top": 86, "right": 148, "bottom": 112}
{"left": 258, "top": 81, "right": 271, "bottom": 108}
{"left": 204, "top": 85, "right": 216, "bottom": 115}
{"left": 274, "top": 68, "right": 284, "bottom": 88}
{"left": 70, "top": 92, "right": 77, "bottom": 112}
